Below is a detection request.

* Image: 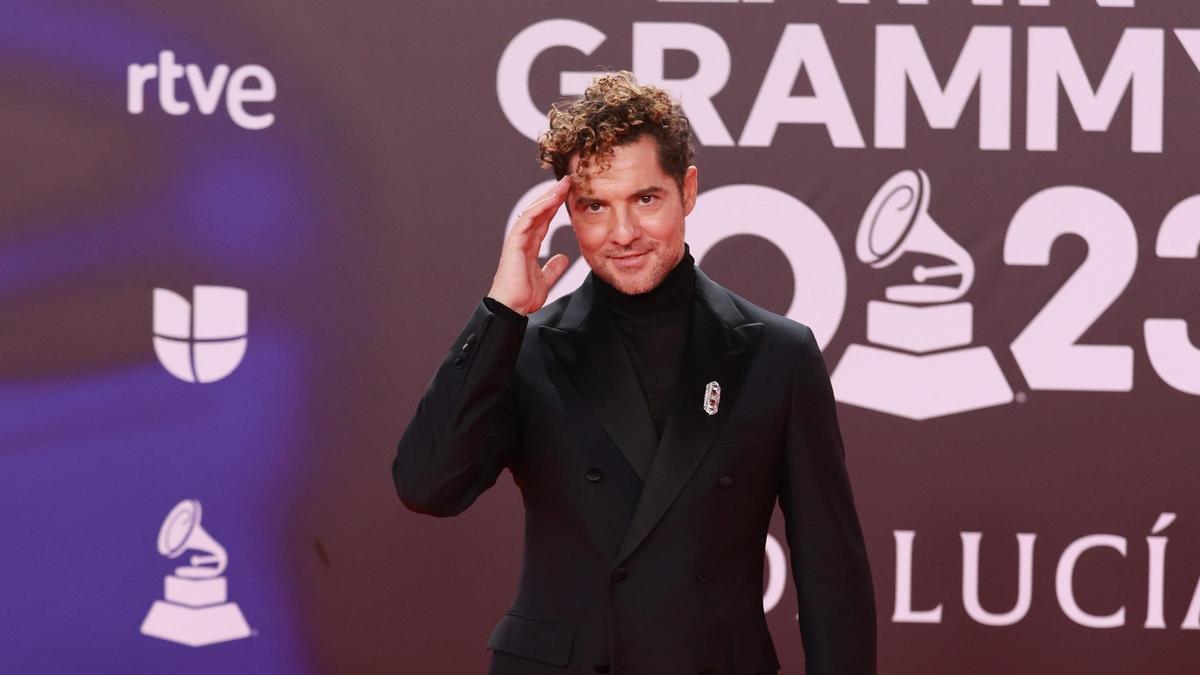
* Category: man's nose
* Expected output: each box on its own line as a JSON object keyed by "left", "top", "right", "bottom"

{"left": 610, "top": 209, "right": 641, "bottom": 246}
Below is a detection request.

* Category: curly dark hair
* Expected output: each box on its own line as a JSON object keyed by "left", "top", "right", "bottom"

{"left": 537, "top": 70, "right": 695, "bottom": 200}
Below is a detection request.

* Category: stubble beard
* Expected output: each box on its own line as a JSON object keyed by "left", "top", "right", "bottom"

{"left": 591, "top": 244, "right": 681, "bottom": 295}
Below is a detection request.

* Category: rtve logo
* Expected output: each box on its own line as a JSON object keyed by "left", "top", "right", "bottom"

{"left": 153, "top": 286, "right": 248, "bottom": 383}
{"left": 127, "top": 50, "right": 276, "bottom": 130}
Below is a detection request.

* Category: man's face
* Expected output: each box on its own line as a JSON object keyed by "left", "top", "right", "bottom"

{"left": 566, "top": 134, "right": 698, "bottom": 295}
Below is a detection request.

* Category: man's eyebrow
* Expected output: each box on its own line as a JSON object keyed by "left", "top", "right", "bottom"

{"left": 572, "top": 185, "right": 669, "bottom": 207}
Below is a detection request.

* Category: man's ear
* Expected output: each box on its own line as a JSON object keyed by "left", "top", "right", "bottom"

{"left": 682, "top": 165, "right": 698, "bottom": 216}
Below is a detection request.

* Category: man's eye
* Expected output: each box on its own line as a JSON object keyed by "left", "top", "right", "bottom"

{"left": 587, "top": 203, "right": 602, "bottom": 212}
{"left": 640, "top": 195, "right": 655, "bottom": 204}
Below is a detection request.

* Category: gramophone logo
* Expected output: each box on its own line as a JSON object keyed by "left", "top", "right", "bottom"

{"left": 153, "top": 286, "right": 247, "bottom": 383}
{"left": 140, "top": 499, "right": 253, "bottom": 646}
{"left": 831, "top": 169, "right": 1013, "bottom": 420}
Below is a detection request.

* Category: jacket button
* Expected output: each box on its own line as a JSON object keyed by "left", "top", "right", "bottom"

{"left": 453, "top": 333, "right": 477, "bottom": 368}
{"left": 717, "top": 475, "right": 732, "bottom": 488}
{"left": 610, "top": 567, "right": 628, "bottom": 582}
{"left": 585, "top": 467, "right": 604, "bottom": 482}
{"left": 696, "top": 570, "right": 710, "bottom": 583}
{"left": 593, "top": 666, "right": 611, "bottom": 673}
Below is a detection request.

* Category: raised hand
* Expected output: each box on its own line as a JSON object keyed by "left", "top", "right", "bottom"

{"left": 487, "top": 175, "right": 573, "bottom": 315}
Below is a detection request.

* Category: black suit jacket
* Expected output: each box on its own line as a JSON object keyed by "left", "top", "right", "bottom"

{"left": 393, "top": 266, "right": 876, "bottom": 675}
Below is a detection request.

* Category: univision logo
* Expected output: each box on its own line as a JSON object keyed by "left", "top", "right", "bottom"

{"left": 153, "top": 286, "right": 247, "bottom": 383}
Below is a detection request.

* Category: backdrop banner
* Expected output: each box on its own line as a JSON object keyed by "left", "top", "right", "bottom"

{"left": 3, "top": 1, "right": 1199, "bottom": 673}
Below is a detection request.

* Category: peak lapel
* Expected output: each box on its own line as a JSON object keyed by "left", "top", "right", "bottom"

{"left": 539, "top": 276, "right": 660, "bottom": 481}
{"left": 613, "top": 268, "right": 764, "bottom": 567}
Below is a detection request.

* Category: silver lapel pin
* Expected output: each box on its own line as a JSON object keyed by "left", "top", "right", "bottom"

{"left": 703, "top": 381, "right": 721, "bottom": 416}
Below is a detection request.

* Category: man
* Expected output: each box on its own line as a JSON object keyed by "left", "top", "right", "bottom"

{"left": 393, "top": 70, "right": 876, "bottom": 674}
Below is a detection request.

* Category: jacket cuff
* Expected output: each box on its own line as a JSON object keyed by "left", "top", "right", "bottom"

{"left": 483, "top": 296, "right": 528, "bottom": 324}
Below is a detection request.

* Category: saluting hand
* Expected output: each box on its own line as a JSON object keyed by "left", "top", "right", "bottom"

{"left": 487, "top": 175, "right": 573, "bottom": 316}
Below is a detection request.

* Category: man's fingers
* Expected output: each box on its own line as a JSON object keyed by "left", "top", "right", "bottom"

{"left": 515, "top": 176, "right": 571, "bottom": 231}
{"left": 527, "top": 206, "right": 557, "bottom": 248}
{"left": 521, "top": 183, "right": 571, "bottom": 252}
{"left": 520, "top": 187, "right": 567, "bottom": 222}
{"left": 540, "top": 253, "right": 570, "bottom": 288}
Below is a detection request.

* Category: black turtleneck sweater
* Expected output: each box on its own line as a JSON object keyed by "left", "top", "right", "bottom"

{"left": 592, "top": 244, "right": 695, "bottom": 439}
{"left": 484, "top": 244, "right": 696, "bottom": 440}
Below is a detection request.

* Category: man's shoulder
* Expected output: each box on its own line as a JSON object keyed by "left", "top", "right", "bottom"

{"left": 711, "top": 278, "right": 816, "bottom": 348}
{"left": 522, "top": 274, "right": 818, "bottom": 346}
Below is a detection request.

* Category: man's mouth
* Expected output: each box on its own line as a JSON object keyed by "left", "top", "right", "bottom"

{"left": 610, "top": 250, "right": 650, "bottom": 269}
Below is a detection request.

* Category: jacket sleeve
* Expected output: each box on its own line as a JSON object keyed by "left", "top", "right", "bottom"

{"left": 778, "top": 324, "right": 877, "bottom": 674}
{"left": 392, "top": 296, "right": 527, "bottom": 517}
